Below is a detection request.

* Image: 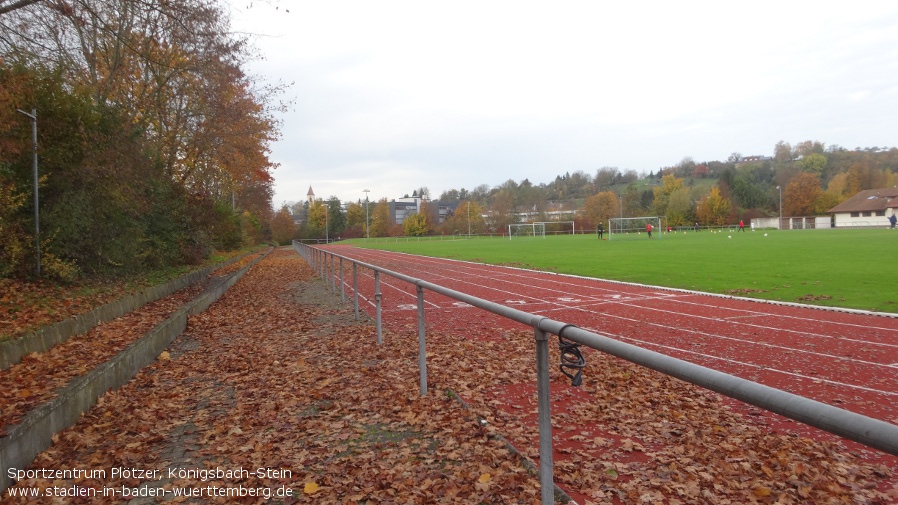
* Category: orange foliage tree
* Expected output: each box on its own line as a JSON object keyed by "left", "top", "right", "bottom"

{"left": 784, "top": 172, "right": 823, "bottom": 216}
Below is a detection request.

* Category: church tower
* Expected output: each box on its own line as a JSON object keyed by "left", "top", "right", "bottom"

{"left": 307, "top": 186, "right": 315, "bottom": 204}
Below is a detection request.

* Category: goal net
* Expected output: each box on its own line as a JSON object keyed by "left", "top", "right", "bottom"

{"left": 535, "top": 221, "right": 575, "bottom": 236}
{"left": 508, "top": 222, "right": 546, "bottom": 239}
{"left": 608, "top": 216, "right": 665, "bottom": 240}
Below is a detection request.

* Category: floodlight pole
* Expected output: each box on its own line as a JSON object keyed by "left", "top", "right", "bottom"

{"left": 17, "top": 108, "right": 40, "bottom": 277}
{"left": 363, "top": 189, "right": 370, "bottom": 239}
{"left": 776, "top": 185, "right": 782, "bottom": 230}
{"left": 467, "top": 201, "right": 471, "bottom": 236}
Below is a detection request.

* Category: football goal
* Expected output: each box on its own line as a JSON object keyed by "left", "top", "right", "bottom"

{"left": 608, "top": 216, "right": 665, "bottom": 240}
{"left": 536, "top": 221, "right": 576, "bottom": 236}
{"left": 508, "top": 222, "right": 545, "bottom": 239}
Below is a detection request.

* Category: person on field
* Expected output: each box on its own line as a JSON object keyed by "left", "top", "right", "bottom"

{"left": 738, "top": 219, "right": 745, "bottom": 232}
{"left": 597, "top": 222, "right": 605, "bottom": 240}
{"left": 694, "top": 221, "right": 700, "bottom": 232}
{"left": 889, "top": 213, "right": 897, "bottom": 229}
{"left": 646, "top": 223, "right": 653, "bottom": 238}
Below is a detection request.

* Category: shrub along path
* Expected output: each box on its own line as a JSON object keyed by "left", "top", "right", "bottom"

{"left": 5, "top": 248, "right": 896, "bottom": 504}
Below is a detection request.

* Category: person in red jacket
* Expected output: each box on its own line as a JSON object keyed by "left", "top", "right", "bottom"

{"left": 738, "top": 219, "right": 745, "bottom": 232}
{"left": 646, "top": 223, "right": 653, "bottom": 238}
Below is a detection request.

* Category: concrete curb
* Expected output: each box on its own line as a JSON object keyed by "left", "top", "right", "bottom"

{"left": 0, "top": 248, "right": 271, "bottom": 493}
{"left": 0, "top": 251, "right": 260, "bottom": 371}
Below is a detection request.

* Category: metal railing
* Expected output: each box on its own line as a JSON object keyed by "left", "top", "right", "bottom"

{"left": 293, "top": 241, "right": 898, "bottom": 505}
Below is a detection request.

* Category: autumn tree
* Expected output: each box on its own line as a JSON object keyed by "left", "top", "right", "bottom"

{"left": 368, "top": 198, "right": 392, "bottom": 237}
{"left": 784, "top": 172, "right": 823, "bottom": 216}
{"left": 666, "top": 187, "right": 693, "bottom": 227}
{"left": 403, "top": 212, "right": 429, "bottom": 236}
{"left": 696, "top": 187, "right": 731, "bottom": 226}
{"left": 0, "top": 0, "right": 283, "bottom": 276}
{"left": 269, "top": 206, "right": 296, "bottom": 245}
{"left": 307, "top": 200, "right": 327, "bottom": 234}
{"left": 621, "top": 184, "right": 641, "bottom": 218}
{"left": 797, "top": 153, "right": 827, "bottom": 174}
{"left": 442, "top": 201, "right": 486, "bottom": 235}
{"left": 489, "top": 184, "right": 518, "bottom": 233}
{"left": 594, "top": 167, "right": 620, "bottom": 191}
{"left": 344, "top": 201, "right": 366, "bottom": 237}
{"left": 651, "top": 174, "right": 685, "bottom": 217}
{"left": 581, "top": 191, "right": 619, "bottom": 230}
{"left": 403, "top": 200, "right": 433, "bottom": 236}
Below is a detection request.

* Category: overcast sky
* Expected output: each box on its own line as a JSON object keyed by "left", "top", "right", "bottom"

{"left": 226, "top": 1, "right": 898, "bottom": 208}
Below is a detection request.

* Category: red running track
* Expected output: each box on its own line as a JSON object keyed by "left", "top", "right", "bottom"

{"left": 316, "top": 243, "right": 898, "bottom": 498}
{"left": 320, "top": 245, "right": 898, "bottom": 430}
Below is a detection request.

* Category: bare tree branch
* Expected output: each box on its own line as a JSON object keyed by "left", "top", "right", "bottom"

{"left": 0, "top": 0, "right": 45, "bottom": 16}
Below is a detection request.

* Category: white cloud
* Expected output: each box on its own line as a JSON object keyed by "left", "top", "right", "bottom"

{"left": 229, "top": 1, "right": 898, "bottom": 205}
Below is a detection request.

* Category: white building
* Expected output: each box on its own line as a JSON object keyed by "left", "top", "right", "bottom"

{"left": 827, "top": 188, "right": 898, "bottom": 227}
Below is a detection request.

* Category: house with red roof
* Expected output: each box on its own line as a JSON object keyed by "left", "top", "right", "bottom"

{"left": 827, "top": 188, "right": 898, "bottom": 227}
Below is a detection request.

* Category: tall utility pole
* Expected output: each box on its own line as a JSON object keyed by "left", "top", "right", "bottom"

{"left": 17, "top": 108, "right": 40, "bottom": 277}
{"left": 363, "top": 189, "right": 370, "bottom": 239}
{"left": 777, "top": 185, "right": 782, "bottom": 230}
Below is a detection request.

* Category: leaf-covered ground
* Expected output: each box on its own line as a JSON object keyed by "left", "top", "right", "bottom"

{"left": 0, "top": 250, "right": 258, "bottom": 342}
{"left": 5, "top": 248, "right": 897, "bottom": 503}
{"left": 0, "top": 251, "right": 265, "bottom": 436}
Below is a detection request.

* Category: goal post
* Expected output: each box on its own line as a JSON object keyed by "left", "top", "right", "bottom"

{"left": 608, "top": 216, "right": 665, "bottom": 240}
{"left": 534, "top": 221, "right": 575, "bottom": 236}
{"left": 508, "top": 222, "right": 546, "bottom": 239}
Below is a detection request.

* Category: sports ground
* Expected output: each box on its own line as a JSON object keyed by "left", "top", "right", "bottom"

{"left": 317, "top": 233, "right": 898, "bottom": 502}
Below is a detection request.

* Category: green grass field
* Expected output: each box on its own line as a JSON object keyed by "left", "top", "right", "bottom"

{"left": 348, "top": 228, "right": 898, "bottom": 313}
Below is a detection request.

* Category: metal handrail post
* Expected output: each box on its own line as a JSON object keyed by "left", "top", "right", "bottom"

{"left": 374, "top": 271, "right": 383, "bottom": 345}
{"left": 340, "top": 257, "right": 346, "bottom": 303}
{"left": 320, "top": 250, "right": 325, "bottom": 281}
{"left": 534, "top": 326, "right": 555, "bottom": 505}
{"left": 330, "top": 255, "right": 337, "bottom": 292}
{"left": 353, "top": 263, "right": 360, "bottom": 320}
{"left": 416, "top": 285, "right": 428, "bottom": 397}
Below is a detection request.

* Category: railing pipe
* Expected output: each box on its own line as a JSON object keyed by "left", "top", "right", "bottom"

{"left": 552, "top": 324, "right": 898, "bottom": 456}
{"left": 292, "top": 242, "right": 898, "bottom": 458}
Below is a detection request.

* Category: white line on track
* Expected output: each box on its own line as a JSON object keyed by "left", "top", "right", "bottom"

{"left": 359, "top": 250, "right": 898, "bottom": 350}
{"left": 337, "top": 248, "right": 898, "bottom": 393}
{"left": 603, "top": 330, "right": 898, "bottom": 397}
